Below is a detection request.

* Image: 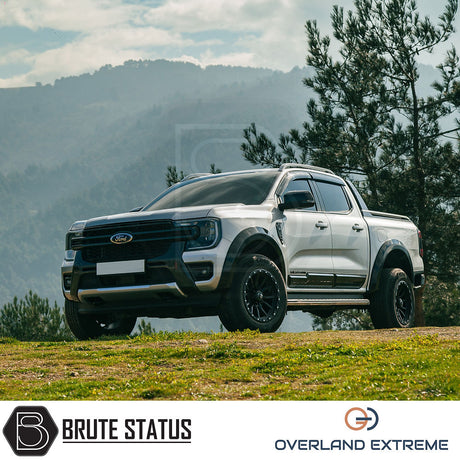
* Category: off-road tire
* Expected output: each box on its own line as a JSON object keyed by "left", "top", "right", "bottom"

{"left": 370, "top": 268, "right": 415, "bottom": 329}
{"left": 65, "top": 299, "right": 137, "bottom": 339}
{"left": 218, "top": 254, "right": 287, "bottom": 332}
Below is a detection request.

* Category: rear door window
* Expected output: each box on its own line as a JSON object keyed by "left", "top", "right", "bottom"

{"left": 315, "top": 181, "right": 351, "bottom": 212}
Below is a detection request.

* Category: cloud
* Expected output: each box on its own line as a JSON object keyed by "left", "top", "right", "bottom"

{"left": 0, "top": 26, "right": 196, "bottom": 87}
{"left": 0, "top": 0, "right": 137, "bottom": 32}
{"left": 0, "top": 0, "right": 458, "bottom": 88}
{"left": 138, "top": 0, "right": 316, "bottom": 69}
{"left": 143, "top": 0, "right": 270, "bottom": 32}
{"left": 0, "top": 48, "right": 32, "bottom": 66}
{"left": 0, "top": 0, "right": 352, "bottom": 87}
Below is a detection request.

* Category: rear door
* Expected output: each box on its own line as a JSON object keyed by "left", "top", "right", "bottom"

{"left": 313, "top": 178, "right": 369, "bottom": 290}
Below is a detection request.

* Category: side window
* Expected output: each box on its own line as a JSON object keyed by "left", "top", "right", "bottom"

{"left": 284, "top": 178, "right": 309, "bottom": 194}
{"left": 315, "top": 181, "right": 350, "bottom": 212}
{"left": 283, "top": 178, "right": 316, "bottom": 210}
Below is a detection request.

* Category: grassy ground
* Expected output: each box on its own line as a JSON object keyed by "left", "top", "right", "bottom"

{"left": 0, "top": 327, "right": 458, "bottom": 400}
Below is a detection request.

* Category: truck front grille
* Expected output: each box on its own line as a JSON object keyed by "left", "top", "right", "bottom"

{"left": 72, "top": 220, "right": 189, "bottom": 263}
{"left": 82, "top": 240, "right": 171, "bottom": 263}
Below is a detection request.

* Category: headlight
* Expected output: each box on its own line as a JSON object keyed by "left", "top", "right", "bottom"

{"left": 178, "top": 219, "right": 220, "bottom": 251}
{"left": 64, "top": 250, "right": 76, "bottom": 261}
{"left": 69, "top": 220, "right": 86, "bottom": 232}
{"left": 64, "top": 220, "right": 87, "bottom": 260}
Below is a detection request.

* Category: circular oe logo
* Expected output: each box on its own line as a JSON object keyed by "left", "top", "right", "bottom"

{"left": 345, "top": 407, "right": 379, "bottom": 431}
{"left": 110, "top": 232, "right": 133, "bottom": 244}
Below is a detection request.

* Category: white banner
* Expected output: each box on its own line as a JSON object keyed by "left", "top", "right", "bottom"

{"left": 0, "top": 401, "right": 458, "bottom": 459}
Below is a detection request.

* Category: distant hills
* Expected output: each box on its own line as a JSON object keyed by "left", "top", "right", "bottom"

{"left": 0, "top": 59, "right": 443, "bottom": 332}
{"left": 0, "top": 59, "right": 312, "bottom": 332}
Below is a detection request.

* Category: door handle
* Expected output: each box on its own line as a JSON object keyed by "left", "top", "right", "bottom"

{"left": 352, "top": 223, "right": 364, "bottom": 232}
{"left": 315, "top": 221, "right": 328, "bottom": 229}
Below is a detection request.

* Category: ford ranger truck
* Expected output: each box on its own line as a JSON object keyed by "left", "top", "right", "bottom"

{"left": 62, "top": 164, "right": 425, "bottom": 339}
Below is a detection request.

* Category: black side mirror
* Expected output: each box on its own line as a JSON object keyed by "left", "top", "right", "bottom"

{"left": 279, "top": 191, "right": 316, "bottom": 211}
{"left": 129, "top": 206, "right": 143, "bottom": 212}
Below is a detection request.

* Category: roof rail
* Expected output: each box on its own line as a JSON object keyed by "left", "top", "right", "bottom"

{"left": 278, "top": 163, "right": 334, "bottom": 175}
{"left": 181, "top": 173, "right": 213, "bottom": 182}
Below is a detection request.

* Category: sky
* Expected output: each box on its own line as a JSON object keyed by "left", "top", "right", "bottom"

{"left": 0, "top": 0, "right": 459, "bottom": 88}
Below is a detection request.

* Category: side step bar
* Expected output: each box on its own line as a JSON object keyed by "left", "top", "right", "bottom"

{"left": 287, "top": 299, "right": 370, "bottom": 307}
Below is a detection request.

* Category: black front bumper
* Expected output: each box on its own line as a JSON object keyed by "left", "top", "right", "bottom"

{"left": 62, "top": 241, "right": 213, "bottom": 313}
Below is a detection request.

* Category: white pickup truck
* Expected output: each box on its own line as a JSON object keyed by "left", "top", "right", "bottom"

{"left": 62, "top": 164, "right": 425, "bottom": 338}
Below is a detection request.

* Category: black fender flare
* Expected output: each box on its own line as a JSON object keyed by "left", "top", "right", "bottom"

{"left": 369, "top": 239, "right": 414, "bottom": 293}
{"left": 218, "top": 227, "right": 285, "bottom": 290}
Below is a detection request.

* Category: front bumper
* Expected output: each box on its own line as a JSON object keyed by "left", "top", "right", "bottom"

{"left": 61, "top": 239, "right": 230, "bottom": 308}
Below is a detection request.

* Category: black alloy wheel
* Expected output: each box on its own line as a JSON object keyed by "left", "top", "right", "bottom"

{"left": 394, "top": 279, "right": 413, "bottom": 326}
{"left": 243, "top": 268, "right": 281, "bottom": 323}
{"left": 218, "top": 254, "right": 287, "bottom": 332}
{"left": 370, "top": 268, "right": 415, "bottom": 329}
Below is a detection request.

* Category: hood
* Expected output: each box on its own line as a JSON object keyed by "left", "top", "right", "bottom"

{"left": 84, "top": 205, "right": 221, "bottom": 228}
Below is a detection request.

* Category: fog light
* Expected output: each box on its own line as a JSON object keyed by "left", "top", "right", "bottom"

{"left": 63, "top": 275, "right": 72, "bottom": 290}
{"left": 186, "top": 262, "right": 213, "bottom": 281}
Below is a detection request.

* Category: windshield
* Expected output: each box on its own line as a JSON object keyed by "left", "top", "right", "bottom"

{"left": 144, "top": 170, "right": 279, "bottom": 211}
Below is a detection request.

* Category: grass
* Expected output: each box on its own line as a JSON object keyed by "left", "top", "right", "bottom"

{"left": 0, "top": 327, "right": 458, "bottom": 400}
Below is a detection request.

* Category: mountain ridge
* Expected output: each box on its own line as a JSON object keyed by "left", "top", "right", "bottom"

{"left": 0, "top": 60, "right": 311, "bottom": 332}
{"left": 0, "top": 59, "right": 445, "bottom": 332}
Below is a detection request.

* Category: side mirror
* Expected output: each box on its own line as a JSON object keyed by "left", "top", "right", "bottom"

{"left": 279, "top": 191, "right": 316, "bottom": 211}
{"left": 129, "top": 206, "right": 143, "bottom": 213}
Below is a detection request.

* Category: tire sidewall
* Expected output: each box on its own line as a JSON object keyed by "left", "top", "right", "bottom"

{"left": 370, "top": 268, "right": 415, "bottom": 329}
{"left": 390, "top": 270, "right": 415, "bottom": 328}
{"left": 223, "top": 254, "right": 287, "bottom": 332}
{"left": 65, "top": 299, "right": 136, "bottom": 339}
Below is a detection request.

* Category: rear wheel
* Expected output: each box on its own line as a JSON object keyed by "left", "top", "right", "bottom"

{"left": 218, "top": 254, "right": 287, "bottom": 332}
{"left": 370, "top": 268, "right": 415, "bottom": 329}
{"left": 65, "top": 299, "right": 137, "bottom": 340}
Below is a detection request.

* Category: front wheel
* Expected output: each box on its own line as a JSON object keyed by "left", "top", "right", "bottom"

{"left": 65, "top": 299, "right": 137, "bottom": 340}
{"left": 218, "top": 254, "right": 287, "bottom": 332}
{"left": 370, "top": 268, "right": 415, "bottom": 329}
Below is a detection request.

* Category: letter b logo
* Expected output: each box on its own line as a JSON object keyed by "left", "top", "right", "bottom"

{"left": 3, "top": 406, "right": 58, "bottom": 456}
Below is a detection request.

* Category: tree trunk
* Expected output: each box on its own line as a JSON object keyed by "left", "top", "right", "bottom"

{"left": 414, "top": 285, "right": 426, "bottom": 327}
{"left": 410, "top": 77, "right": 426, "bottom": 326}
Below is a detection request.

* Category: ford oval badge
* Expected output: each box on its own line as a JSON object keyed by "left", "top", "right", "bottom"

{"left": 110, "top": 232, "right": 133, "bottom": 244}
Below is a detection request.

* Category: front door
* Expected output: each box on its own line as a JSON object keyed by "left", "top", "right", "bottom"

{"left": 280, "top": 177, "right": 334, "bottom": 289}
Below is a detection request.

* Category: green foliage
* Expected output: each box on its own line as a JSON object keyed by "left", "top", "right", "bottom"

{"left": 165, "top": 163, "right": 222, "bottom": 187}
{"left": 241, "top": 0, "right": 459, "bottom": 328}
{"left": 423, "top": 279, "right": 460, "bottom": 326}
{"left": 209, "top": 163, "right": 222, "bottom": 174}
{"left": 0, "top": 291, "right": 73, "bottom": 341}
{"left": 165, "top": 166, "right": 186, "bottom": 187}
{"left": 241, "top": 0, "right": 459, "bottom": 281}
{"left": 136, "top": 319, "right": 156, "bottom": 336}
{"left": 242, "top": 123, "right": 300, "bottom": 167}
{"left": 312, "top": 310, "right": 374, "bottom": 331}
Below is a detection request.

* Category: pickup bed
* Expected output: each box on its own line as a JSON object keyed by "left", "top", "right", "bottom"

{"left": 62, "top": 164, "right": 425, "bottom": 338}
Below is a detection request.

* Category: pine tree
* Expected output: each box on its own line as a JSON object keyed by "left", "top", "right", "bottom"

{"left": 165, "top": 164, "right": 222, "bottom": 187}
{"left": 0, "top": 291, "right": 73, "bottom": 341}
{"left": 241, "top": 0, "right": 459, "bottom": 328}
{"left": 165, "top": 165, "right": 186, "bottom": 187}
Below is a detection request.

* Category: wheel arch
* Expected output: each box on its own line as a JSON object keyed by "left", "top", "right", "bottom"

{"left": 218, "top": 227, "right": 285, "bottom": 290}
{"left": 369, "top": 239, "right": 414, "bottom": 293}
